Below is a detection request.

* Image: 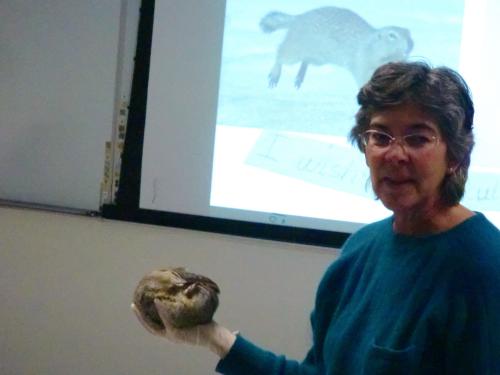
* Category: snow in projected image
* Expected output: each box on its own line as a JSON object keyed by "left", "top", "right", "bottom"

{"left": 210, "top": 0, "right": 500, "bottom": 228}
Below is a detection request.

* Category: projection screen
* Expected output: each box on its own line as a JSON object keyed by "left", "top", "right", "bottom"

{"left": 139, "top": 0, "right": 500, "bottom": 236}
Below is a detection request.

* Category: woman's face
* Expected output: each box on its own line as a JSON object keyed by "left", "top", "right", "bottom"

{"left": 364, "top": 103, "right": 450, "bottom": 215}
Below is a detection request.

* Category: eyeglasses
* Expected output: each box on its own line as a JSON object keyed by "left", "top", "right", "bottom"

{"left": 360, "top": 129, "right": 440, "bottom": 152}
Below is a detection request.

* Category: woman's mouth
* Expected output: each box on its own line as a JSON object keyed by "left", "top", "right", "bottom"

{"left": 381, "top": 177, "right": 414, "bottom": 187}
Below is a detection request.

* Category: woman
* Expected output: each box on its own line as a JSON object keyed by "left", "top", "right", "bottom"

{"left": 132, "top": 61, "right": 500, "bottom": 374}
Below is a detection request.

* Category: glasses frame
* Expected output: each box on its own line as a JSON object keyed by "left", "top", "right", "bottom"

{"left": 360, "top": 129, "right": 440, "bottom": 152}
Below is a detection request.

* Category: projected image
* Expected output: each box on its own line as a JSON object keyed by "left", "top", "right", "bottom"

{"left": 260, "top": 7, "right": 412, "bottom": 90}
{"left": 210, "top": 0, "right": 500, "bottom": 228}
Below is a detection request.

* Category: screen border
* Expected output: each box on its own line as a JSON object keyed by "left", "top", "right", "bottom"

{"left": 102, "top": 0, "right": 351, "bottom": 249}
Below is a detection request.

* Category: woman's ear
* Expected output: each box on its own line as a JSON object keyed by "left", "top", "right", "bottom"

{"left": 445, "top": 154, "right": 459, "bottom": 175}
{"left": 446, "top": 163, "right": 458, "bottom": 175}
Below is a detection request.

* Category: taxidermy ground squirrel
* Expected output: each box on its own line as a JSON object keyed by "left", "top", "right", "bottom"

{"left": 133, "top": 268, "right": 220, "bottom": 329}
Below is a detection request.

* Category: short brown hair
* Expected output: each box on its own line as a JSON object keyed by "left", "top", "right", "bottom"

{"left": 349, "top": 61, "right": 474, "bottom": 206}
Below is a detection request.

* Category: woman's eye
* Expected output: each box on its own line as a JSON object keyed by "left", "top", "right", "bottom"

{"left": 371, "top": 133, "right": 391, "bottom": 146}
{"left": 405, "top": 134, "right": 431, "bottom": 147}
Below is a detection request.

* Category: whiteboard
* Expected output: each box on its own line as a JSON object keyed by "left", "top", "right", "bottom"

{"left": 0, "top": 0, "right": 138, "bottom": 211}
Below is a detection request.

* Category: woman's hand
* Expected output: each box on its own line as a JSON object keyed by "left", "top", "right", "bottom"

{"left": 131, "top": 299, "right": 236, "bottom": 357}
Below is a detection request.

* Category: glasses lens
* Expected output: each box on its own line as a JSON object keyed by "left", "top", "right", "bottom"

{"left": 363, "top": 130, "right": 391, "bottom": 147}
{"left": 362, "top": 130, "right": 438, "bottom": 152}
{"left": 404, "top": 134, "right": 435, "bottom": 148}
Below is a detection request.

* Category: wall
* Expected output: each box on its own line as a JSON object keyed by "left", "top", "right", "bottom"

{"left": 0, "top": 0, "right": 135, "bottom": 210}
{"left": 0, "top": 206, "right": 339, "bottom": 374}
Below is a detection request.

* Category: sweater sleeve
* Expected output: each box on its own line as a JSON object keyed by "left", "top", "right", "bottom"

{"left": 448, "top": 218, "right": 500, "bottom": 374}
{"left": 215, "top": 335, "right": 321, "bottom": 375}
{"left": 214, "top": 242, "right": 355, "bottom": 374}
{"left": 443, "top": 266, "right": 500, "bottom": 374}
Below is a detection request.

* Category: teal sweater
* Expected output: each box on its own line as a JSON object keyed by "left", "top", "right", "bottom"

{"left": 216, "top": 213, "right": 500, "bottom": 374}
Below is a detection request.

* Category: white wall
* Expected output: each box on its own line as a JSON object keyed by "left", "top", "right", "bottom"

{"left": 0, "top": 0, "right": 129, "bottom": 210}
{"left": 0, "top": 206, "right": 339, "bottom": 375}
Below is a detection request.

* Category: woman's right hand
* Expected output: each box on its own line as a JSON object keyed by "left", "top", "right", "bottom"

{"left": 131, "top": 300, "right": 237, "bottom": 357}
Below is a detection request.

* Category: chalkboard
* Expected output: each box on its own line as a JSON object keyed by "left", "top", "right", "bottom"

{"left": 0, "top": 0, "right": 139, "bottom": 211}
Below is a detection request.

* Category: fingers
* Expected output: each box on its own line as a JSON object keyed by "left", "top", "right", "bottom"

{"left": 131, "top": 303, "right": 163, "bottom": 336}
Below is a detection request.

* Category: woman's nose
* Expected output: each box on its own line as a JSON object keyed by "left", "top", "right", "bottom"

{"left": 383, "top": 140, "right": 409, "bottom": 162}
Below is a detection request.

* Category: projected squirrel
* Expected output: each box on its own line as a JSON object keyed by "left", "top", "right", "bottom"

{"left": 260, "top": 6, "right": 414, "bottom": 88}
